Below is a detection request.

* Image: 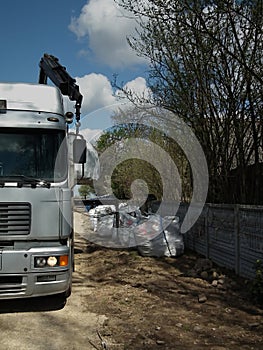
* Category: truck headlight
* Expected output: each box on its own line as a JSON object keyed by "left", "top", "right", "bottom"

{"left": 35, "top": 257, "right": 47, "bottom": 268}
{"left": 47, "top": 256, "right": 58, "bottom": 267}
{"left": 34, "top": 255, "right": 68, "bottom": 268}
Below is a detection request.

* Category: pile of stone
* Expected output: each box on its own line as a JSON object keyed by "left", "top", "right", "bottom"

{"left": 188, "top": 258, "right": 236, "bottom": 291}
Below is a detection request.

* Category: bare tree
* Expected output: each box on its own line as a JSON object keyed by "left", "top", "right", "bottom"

{"left": 117, "top": 0, "right": 263, "bottom": 203}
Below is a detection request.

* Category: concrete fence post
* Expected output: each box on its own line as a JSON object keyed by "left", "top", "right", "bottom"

{"left": 234, "top": 205, "right": 240, "bottom": 275}
{"left": 205, "top": 205, "right": 209, "bottom": 258}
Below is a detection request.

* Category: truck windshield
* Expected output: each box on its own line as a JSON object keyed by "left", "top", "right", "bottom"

{"left": 0, "top": 128, "right": 67, "bottom": 182}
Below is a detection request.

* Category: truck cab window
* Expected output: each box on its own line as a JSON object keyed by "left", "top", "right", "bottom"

{"left": 0, "top": 128, "right": 67, "bottom": 182}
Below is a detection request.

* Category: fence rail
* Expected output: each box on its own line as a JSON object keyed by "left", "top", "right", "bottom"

{"left": 177, "top": 203, "right": 263, "bottom": 279}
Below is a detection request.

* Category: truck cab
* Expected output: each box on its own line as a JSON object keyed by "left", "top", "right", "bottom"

{"left": 0, "top": 82, "right": 74, "bottom": 299}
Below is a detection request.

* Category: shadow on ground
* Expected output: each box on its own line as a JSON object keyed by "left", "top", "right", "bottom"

{"left": 0, "top": 294, "right": 66, "bottom": 313}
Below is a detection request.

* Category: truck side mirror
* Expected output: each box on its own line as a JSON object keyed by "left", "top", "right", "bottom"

{"left": 73, "top": 138, "right": 87, "bottom": 164}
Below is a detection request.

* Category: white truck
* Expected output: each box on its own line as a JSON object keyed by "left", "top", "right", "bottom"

{"left": 0, "top": 54, "right": 87, "bottom": 299}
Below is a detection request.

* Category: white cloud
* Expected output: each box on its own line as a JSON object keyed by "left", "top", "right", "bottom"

{"left": 65, "top": 73, "right": 150, "bottom": 116}
{"left": 121, "top": 77, "right": 152, "bottom": 101}
{"left": 69, "top": 0, "right": 145, "bottom": 68}
{"left": 76, "top": 73, "right": 116, "bottom": 115}
{"left": 64, "top": 73, "right": 151, "bottom": 135}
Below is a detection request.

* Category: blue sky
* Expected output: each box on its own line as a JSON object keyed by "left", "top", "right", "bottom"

{"left": 0, "top": 0, "right": 149, "bottom": 132}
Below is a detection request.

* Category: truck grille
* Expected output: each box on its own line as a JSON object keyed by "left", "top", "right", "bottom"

{"left": 0, "top": 276, "right": 26, "bottom": 295}
{"left": 0, "top": 203, "right": 31, "bottom": 235}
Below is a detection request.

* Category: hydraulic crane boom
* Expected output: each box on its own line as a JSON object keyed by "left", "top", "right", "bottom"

{"left": 39, "top": 53, "right": 83, "bottom": 121}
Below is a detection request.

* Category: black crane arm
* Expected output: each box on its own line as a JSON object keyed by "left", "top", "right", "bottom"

{"left": 39, "top": 53, "right": 83, "bottom": 121}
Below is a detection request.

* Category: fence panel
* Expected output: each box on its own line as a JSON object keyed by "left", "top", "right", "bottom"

{"left": 239, "top": 206, "right": 263, "bottom": 279}
{"left": 181, "top": 203, "right": 263, "bottom": 279}
{"left": 207, "top": 206, "right": 236, "bottom": 271}
{"left": 183, "top": 208, "right": 207, "bottom": 257}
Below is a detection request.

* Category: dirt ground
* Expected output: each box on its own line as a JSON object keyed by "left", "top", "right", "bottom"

{"left": 73, "top": 210, "right": 263, "bottom": 350}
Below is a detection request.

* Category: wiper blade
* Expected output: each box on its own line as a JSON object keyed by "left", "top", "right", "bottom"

{"left": 2, "top": 175, "right": 51, "bottom": 188}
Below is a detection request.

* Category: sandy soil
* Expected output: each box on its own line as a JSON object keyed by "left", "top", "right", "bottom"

{"left": 0, "top": 210, "right": 261, "bottom": 350}
{"left": 73, "top": 210, "right": 263, "bottom": 350}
